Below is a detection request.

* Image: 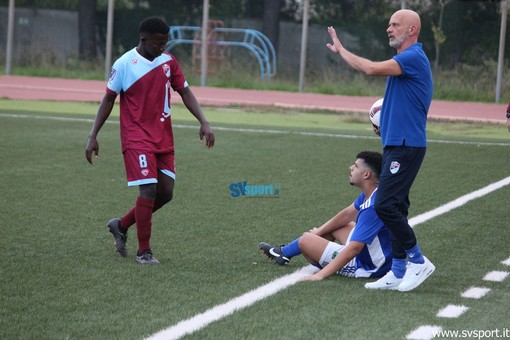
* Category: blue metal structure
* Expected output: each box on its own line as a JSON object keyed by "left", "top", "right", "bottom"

{"left": 166, "top": 26, "right": 277, "bottom": 80}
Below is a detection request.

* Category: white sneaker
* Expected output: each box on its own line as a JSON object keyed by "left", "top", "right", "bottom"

{"left": 365, "top": 271, "right": 402, "bottom": 290}
{"left": 398, "top": 256, "right": 435, "bottom": 292}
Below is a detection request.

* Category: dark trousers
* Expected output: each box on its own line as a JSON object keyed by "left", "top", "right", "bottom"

{"left": 375, "top": 146, "right": 426, "bottom": 259}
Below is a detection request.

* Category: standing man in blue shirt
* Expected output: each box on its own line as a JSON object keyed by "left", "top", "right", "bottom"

{"left": 326, "top": 9, "right": 435, "bottom": 292}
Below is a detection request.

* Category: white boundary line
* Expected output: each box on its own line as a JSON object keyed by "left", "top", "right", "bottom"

{"left": 408, "top": 176, "right": 510, "bottom": 227}
{"left": 436, "top": 305, "right": 469, "bottom": 318}
{"left": 145, "top": 176, "right": 510, "bottom": 339}
{"left": 3, "top": 112, "right": 510, "bottom": 338}
{"left": 146, "top": 266, "right": 319, "bottom": 340}
{"left": 483, "top": 271, "right": 510, "bottom": 282}
{"left": 1, "top": 113, "right": 509, "bottom": 147}
{"left": 406, "top": 325, "right": 443, "bottom": 340}
{"left": 461, "top": 287, "right": 491, "bottom": 299}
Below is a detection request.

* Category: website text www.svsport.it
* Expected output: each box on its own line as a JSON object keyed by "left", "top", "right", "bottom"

{"left": 434, "top": 328, "right": 510, "bottom": 339}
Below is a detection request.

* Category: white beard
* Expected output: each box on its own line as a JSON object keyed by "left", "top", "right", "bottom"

{"left": 388, "top": 33, "right": 408, "bottom": 48}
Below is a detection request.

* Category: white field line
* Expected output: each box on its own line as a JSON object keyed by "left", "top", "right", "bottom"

{"left": 406, "top": 325, "right": 443, "bottom": 340}
{"left": 436, "top": 305, "right": 469, "bottom": 318}
{"left": 461, "top": 287, "right": 491, "bottom": 299}
{"left": 1, "top": 113, "right": 510, "bottom": 147}
{"left": 408, "top": 176, "right": 510, "bottom": 227}
{"left": 145, "top": 176, "right": 510, "bottom": 339}
{"left": 146, "top": 265, "right": 319, "bottom": 340}
{"left": 483, "top": 271, "right": 509, "bottom": 282}
{"left": 3, "top": 112, "right": 510, "bottom": 338}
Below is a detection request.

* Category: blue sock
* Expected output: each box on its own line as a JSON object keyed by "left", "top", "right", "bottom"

{"left": 392, "top": 258, "right": 407, "bottom": 279}
{"left": 406, "top": 244, "right": 425, "bottom": 264}
{"left": 281, "top": 237, "right": 301, "bottom": 258}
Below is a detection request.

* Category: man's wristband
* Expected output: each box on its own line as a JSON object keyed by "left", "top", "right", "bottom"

{"left": 506, "top": 111, "right": 510, "bottom": 119}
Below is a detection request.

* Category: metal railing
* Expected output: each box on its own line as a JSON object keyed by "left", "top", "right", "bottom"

{"left": 167, "top": 26, "right": 276, "bottom": 80}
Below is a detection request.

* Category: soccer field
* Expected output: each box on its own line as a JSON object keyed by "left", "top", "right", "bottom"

{"left": 0, "top": 101, "right": 509, "bottom": 339}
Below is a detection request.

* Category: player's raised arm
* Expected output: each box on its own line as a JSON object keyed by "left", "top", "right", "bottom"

{"left": 326, "top": 26, "right": 401, "bottom": 77}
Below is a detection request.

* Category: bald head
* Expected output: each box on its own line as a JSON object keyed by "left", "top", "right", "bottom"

{"left": 395, "top": 9, "right": 421, "bottom": 34}
{"left": 387, "top": 9, "right": 422, "bottom": 52}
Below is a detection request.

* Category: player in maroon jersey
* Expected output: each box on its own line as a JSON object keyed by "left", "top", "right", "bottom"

{"left": 85, "top": 16, "right": 215, "bottom": 264}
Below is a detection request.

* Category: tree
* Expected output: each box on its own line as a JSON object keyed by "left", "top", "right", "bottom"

{"left": 78, "top": 0, "right": 97, "bottom": 61}
{"left": 262, "top": 0, "right": 284, "bottom": 55}
{"left": 431, "top": 0, "right": 449, "bottom": 73}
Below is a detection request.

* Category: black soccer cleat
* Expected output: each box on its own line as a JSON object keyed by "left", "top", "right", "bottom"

{"left": 259, "top": 242, "right": 290, "bottom": 265}
{"left": 136, "top": 249, "right": 160, "bottom": 265}
{"left": 107, "top": 218, "right": 128, "bottom": 257}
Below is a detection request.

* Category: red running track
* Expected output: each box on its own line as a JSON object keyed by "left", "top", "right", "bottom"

{"left": 0, "top": 75, "right": 506, "bottom": 123}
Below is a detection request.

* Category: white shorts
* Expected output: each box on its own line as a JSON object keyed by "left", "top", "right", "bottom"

{"left": 319, "top": 241, "right": 357, "bottom": 278}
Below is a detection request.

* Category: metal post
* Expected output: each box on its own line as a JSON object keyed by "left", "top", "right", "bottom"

{"left": 200, "top": 0, "right": 209, "bottom": 87}
{"left": 496, "top": 0, "right": 508, "bottom": 103}
{"left": 104, "top": 0, "right": 115, "bottom": 80}
{"left": 298, "top": 0, "right": 309, "bottom": 92}
{"left": 5, "top": 0, "right": 15, "bottom": 75}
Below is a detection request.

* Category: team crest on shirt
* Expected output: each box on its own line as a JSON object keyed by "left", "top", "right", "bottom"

{"left": 390, "top": 161, "right": 400, "bottom": 174}
{"left": 162, "top": 64, "right": 171, "bottom": 77}
{"left": 141, "top": 169, "right": 149, "bottom": 176}
{"left": 132, "top": 59, "right": 138, "bottom": 65}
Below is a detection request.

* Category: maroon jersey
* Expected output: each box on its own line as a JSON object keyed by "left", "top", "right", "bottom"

{"left": 107, "top": 48, "right": 188, "bottom": 153}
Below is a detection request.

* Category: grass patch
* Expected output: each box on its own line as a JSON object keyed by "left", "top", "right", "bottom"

{"left": 1, "top": 98, "right": 508, "bottom": 143}
{"left": 0, "top": 102, "right": 509, "bottom": 339}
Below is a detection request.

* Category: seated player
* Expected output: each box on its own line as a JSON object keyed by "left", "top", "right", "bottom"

{"left": 259, "top": 151, "right": 392, "bottom": 282}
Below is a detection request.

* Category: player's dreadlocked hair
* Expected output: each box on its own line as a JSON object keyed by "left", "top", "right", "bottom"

{"left": 356, "top": 151, "right": 382, "bottom": 181}
{"left": 139, "top": 16, "right": 169, "bottom": 35}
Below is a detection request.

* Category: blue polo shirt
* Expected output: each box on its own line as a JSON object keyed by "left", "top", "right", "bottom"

{"left": 380, "top": 43, "right": 433, "bottom": 147}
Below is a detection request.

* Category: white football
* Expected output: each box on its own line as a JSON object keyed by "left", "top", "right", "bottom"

{"left": 369, "top": 98, "right": 383, "bottom": 127}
